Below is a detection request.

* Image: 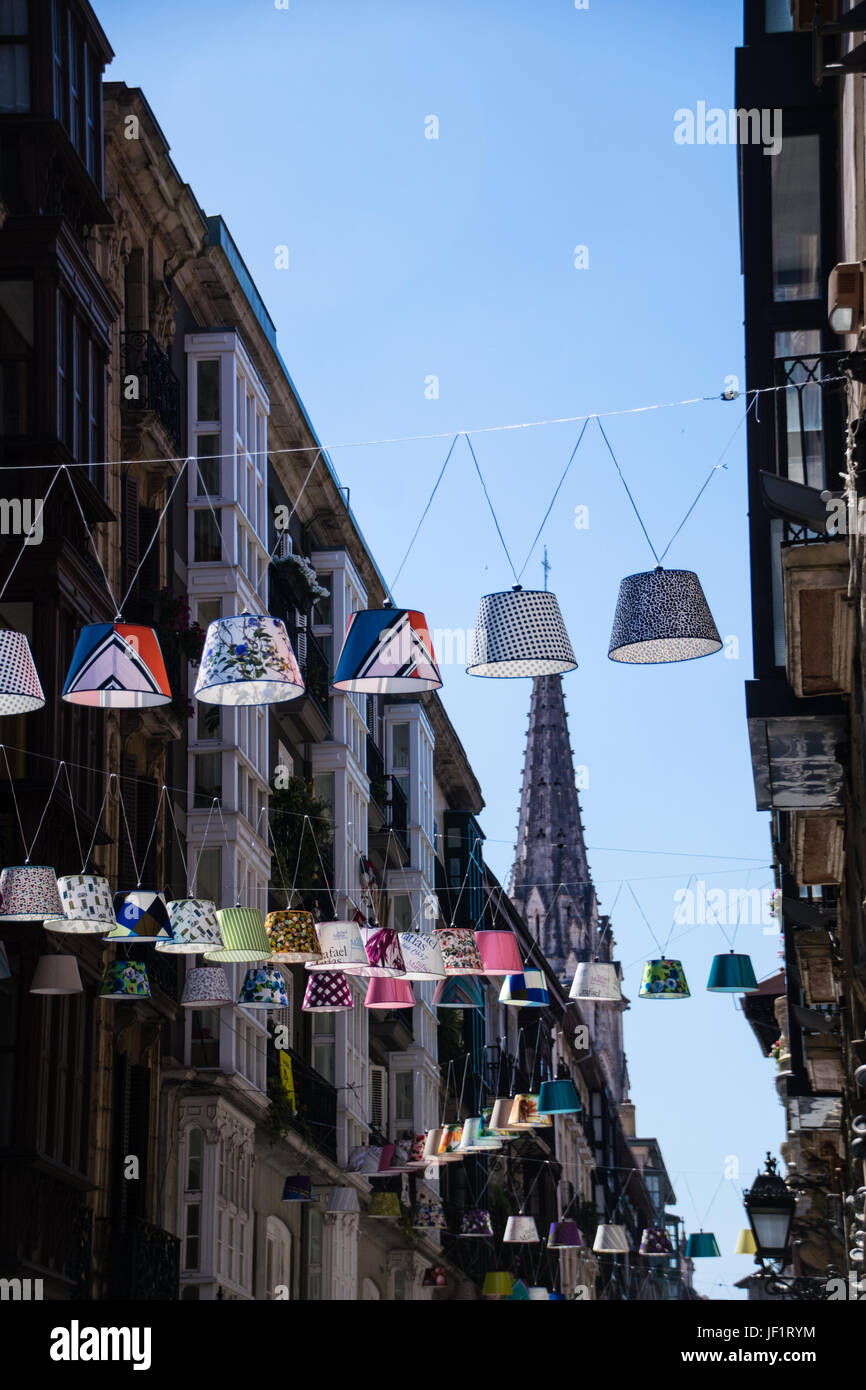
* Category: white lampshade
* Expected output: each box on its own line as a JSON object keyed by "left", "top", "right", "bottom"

{"left": 593, "top": 1223, "right": 630, "bottom": 1254}
{"left": 158, "top": 899, "right": 223, "bottom": 953}
{"left": 0, "top": 630, "right": 44, "bottom": 714}
{"left": 397, "top": 932, "right": 447, "bottom": 981}
{"left": 29, "top": 954, "right": 82, "bottom": 995}
{"left": 569, "top": 961, "right": 623, "bottom": 1003}
{"left": 45, "top": 874, "right": 114, "bottom": 934}
{"left": 0, "top": 865, "right": 63, "bottom": 920}
{"left": 467, "top": 587, "right": 577, "bottom": 678}
{"left": 194, "top": 613, "right": 304, "bottom": 705}
{"left": 503, "top": 1215, "right": 540, "bottom": 1243}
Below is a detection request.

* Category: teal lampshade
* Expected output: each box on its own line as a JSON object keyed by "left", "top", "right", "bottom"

{"left": 638, "top": 957, "right": 690, "bottom": 999}
{"left": 432, "top": 975, "right": 484, "bottom": 1009}
{"left": 685, "top": 1231, "right": 721, "bottom": 1258}
{"left": 537, "top": 1078, "right": 582, "bottom": 1115}
{"left": 507, "top": 1278, "right": 531, "bottom": 1301}
{"left": 706, "top": 951, "right": 759, "bottom": 993}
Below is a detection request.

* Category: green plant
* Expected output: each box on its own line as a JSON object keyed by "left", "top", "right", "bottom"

{"left": 265, "top": 1073, "right": 296, "bottom": 1146}
{"left": 269, "top": 778, "right": 334, "bottom": 906}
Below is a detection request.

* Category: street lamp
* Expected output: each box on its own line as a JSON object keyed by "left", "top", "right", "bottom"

{"left": 744, "top": 1154, "right": 796, "bottom": 1260}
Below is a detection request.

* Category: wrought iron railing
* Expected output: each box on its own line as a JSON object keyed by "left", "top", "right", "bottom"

{"left": 103, "top": 1217, "right": 180, "bottom": 1300}
{"left": 0, "top": 1164, "right": 93, "bottom": 1294}
{"left": 119, "top": 331, "right": 181, "bottom": 444}
{"left": 772, "top": 350, "right": 847, "bottom": 498}
{"left": 285, "top": 1049, "right": 338, "bottom": 1160}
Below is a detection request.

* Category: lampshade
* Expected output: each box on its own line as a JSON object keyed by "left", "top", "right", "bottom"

{"left": 328, "top": 1187, "right": 361, "bottom": 1213}
{"left": 457, "top": 1116, "right": 502, "bottom": 1153}
{"left": 62, "top": 623, "right": 171, "bottom": 706}
{"left": 205, "top": 908, "right": 271, "bottom": 962}
{"left": 266, "top": 909, "right": 321, "bottom": 963}
{"left": 608, "top": 567, "right": 722, "bottom": 664}
{"left": 537, "top": 1078, "right": 582, "bottom": 1115}
{"left": 684, "top": 1231, "right": 721, "bottom": 1258}
{"left": 432, "top": 975, "right": 485, "bottom": 1009}
{"left": 434, "top": 926, "right": 484, "bottom": 975}
{"left": 482, "top": 1271, "right": 513, "bottom": 1298}
{"left": 735, "top": 1228, "right": 758, "bottom": 1256}
{"left": 639, "top": 957, "right": 690, "bottom": 999}
{"left": 474, "top": 930, "right": 523, "bottom": 976}
{"left": 413, "top": 1193, "right": 447, "bottom": 1230}
{"left": 367, "top": 1192, "right": 401, "bottom": 1219}
{"left": 180, "top": 966, "right": 233, "bottom": 1008}
{"left": 306, "top": 920, "right": 369, "bottom": 974}
{"left": 332, "top": 606, "right": 442, "bottom": 693}
{"left": 0, "top": 865, "right": 63, "bottom": 921}
{"left": 498, "top": 969, "right": 550, "bottom": 1007}
{"left": 0, "top": 630, "right": 44, "bottom": 714}
{"left": 528, "top": 1287, "right": 550, "bottom": 1301}
{"left": 364, "top": 977, "right": 415, "bottom": 1009}
{"left": 282, "top": 1175, "right": 316, "bottom": 1201}
{"left": 194, "top": 613, "right": 303, "bottom": 705}
{"left": 549, "top": 1293, "right": 566, "bottom": 1301}
{"left": 639, "top": 1226, "right": 675, "bottom": 1257}
{"left": 507, "top": 1094, "right": 553, "bottom": 1130}
{"left": 458, "top": 1209, "right": 494, "bottom": 1238}
{"left": 488, "top": 1097, "right": 520, "bottom": 1137}
{"left": 99, "top": 960, "right": 150, "bottom": 999}
{"left": 467, "top": 587, "right": 577, "bottom": 678}
{"left": 569, "top": 961, "right": 623, "bottom": 1003}
{"left": 302, "top": 970, "right": 354, "bottom": 1011}
{"left": 422, "top": 1128, "right": 444, "bottom": 1162}
{"left": 422, "top": 1266, "right": 449, "bottom": 1288}
{"left": 397, "top": 932, "right": 446, "bottom": 980}
{"left": 548, "top": 1221, "right": 583, "bottom": 1249}
{"left": 105, "top": 890, "right": 172, "bottom": 943}
{"left": 507, "top": 1279, "right": 531, "bottom": 1301}
{"left": 593, "top": 1224, "right": 630, "bottom": 1254}
{"left": 359, "top": 925, "right": 406, "bottom": 978}
{"left": 29, "top": 954, "right": 82, "bottom": 995}
{"left": 406, "top": 1133, "right": 427, "bottom": 1166}
{"left": 436, "top": 1124, "right": 464, "bottom": 1160}
{"left": 44, "top": 873, "right": 115, "bottom": 934}
{"left": 157, "top": 899, "right": 222, "bottom": 953}
{"left": 478, "top": 1106, "right": 508, "bottom": 1144}
{"left": 706, "top": 951, "right": 759, "bottom": 993}
{"left": 237, "top": 966, "right": 290, "bottom": 1008}
{"left": 503, "top": 1215, "right": 540, "bottom": 1243}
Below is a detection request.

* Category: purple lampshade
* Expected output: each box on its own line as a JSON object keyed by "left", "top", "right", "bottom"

{"left": 302, "top": 970, "right": 354, "bottom": 1011}
{"left": 548, "top": 1220, "right": 583, "bottom": 1249}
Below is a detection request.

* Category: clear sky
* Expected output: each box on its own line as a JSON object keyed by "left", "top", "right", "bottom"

{"left": 99, "top": 0, "right": 776, "bottom": 1297}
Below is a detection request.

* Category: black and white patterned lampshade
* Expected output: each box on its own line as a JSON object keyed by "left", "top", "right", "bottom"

{"left": 608, "top": 568, "right": 722, "bottom": 664}
{"left": 466, "top": 588, "right": 577, "bottom": 678}
{"left": 0, "top": 631, "right": 45, "bottom": 715}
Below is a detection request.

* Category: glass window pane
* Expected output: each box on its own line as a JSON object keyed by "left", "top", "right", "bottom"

{"left": 187, "top": 1127, "right": 203, "bottom": 1190}
{"left": 0, "top": 279, "right": 33, "bottom": 433}
{"left": 774, "top": 329, "right": 824, "bottom": 488}
{"left": 772, "top": 135, "right": 820, "bottom": 302}
{"left": 194, "top": 509, "right": 222, "bottom": 562}
{"left": 197, "top": 359, "right": 220, "bottom": 422}
{"left": 0, "top": 43, "right": 29, "bottom": 112}
{"left": 391, "top": 723, "right": 410, "bottom": 770}
{"left": 196, "top": 434, "right": 221, "bottom": 494}
{"left": 765, "top": 0, "right": 794, "bottom": 32}
{"left": 194, "top": 752, "right": 222, "bottom": 806}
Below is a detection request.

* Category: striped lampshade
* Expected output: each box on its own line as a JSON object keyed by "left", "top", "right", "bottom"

{"left": 204, "top": 908, "right": 271, "bottom": 962}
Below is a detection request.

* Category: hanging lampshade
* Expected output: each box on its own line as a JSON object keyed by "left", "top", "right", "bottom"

{"left": 467, "top": 587, "right": 577, "bottom": 678}
{"left": 194, "top": 612, "right": 303, "bottom": 705}
{"left": 474, "top": 929, "right": 523, "bottom": 976}
{"left": 482, "top": 1271, "right": 513, "bottom": 1298}
{"left": 507, "top": 1094, "right": 553, "bottom": 1130}
{"left": 593, "top": 1224, "right": 630, "bottom": 1254}
{"left": 569, "top": 961, "right": 623, "bottom": 1003}
{"left": 608, "top": 567, "right": 722, "bottom": 665}
{"left": 180, "top": 965, "right": 233, "bottom": 1009}
{"left": 528, "top": 1287, "right": 550, "bottom": 1301}
{"left": 302, "top": 970, "right": 354, "bottom": 1012}
{"left": 266, "top": 909, "right": 321, "bottom": 963}
{"left": 639, "top": 1226, "right": 675, "bottom": 1257}
{"left": 478, "top": 1106, "right": 508, "bottom": 1144}
{"left": 706, "top": 951, "right": 759, "bottom": 993}
{"left": 105, "top": 890, "right": 172, "bottom": 943}
{"left": 328, "top": 1187, "right": 361, "bottom": 1214}
{"left": 434, "top": 926, "right": 484, "bottom": 975}
{"left": 99, "top": 960, "right": 150, "bottom": 999}
{"left": 405, "top": 1133, "right": 427, "bottom": 1167}
{"left": 422, "top": 1128, "right": 444, "bottom": 1163}
{"left": 332, "top": 605, "right": 442, "bottom": 693}
{"left": 413, "top": 1193, "right": 447, "bottom": 1230}
{"left": 44, "top": 873, "right": 115, "bottom": 934}
{"left": 0, "top": 630, "right": 44, "bottom": 714}
{"left": 735, "top": 1228, "right": 758, "bottom": 1256}
{"left": 436, "top": 1124, "right": 464, "bottom": 1161}
{"left": 548, "top": 1221, "right": 583, "bottom": 1249}
{"left": 367, "top": 1192, "right": 401, "bottom": 1219}
{"left": 684, "top": 1231, "right": 722, "bottom": 1258}
{"left": 158, "top": 899, "right": 222, "bottom": 954}
{"left": 281, "top": 1175, "right": 316, "bottom": 1201}
{"left": 549, "top": 1293, "right": 566, "bottom": 1301}
{"left": 499, "top": 969, "right": 550, "bottom": 1007}
{"left": 62, "top": 623, "right": 171, "bottom": 706}
{"left": 0, "top": 865, "right": 63, "bottom": 921}
{"left": 638, "top": 957, "right": 690, "bottom": 1000}
{"left": 306, "top": 920, "right": 369, "bottom": 973}
{"left": 29, "top": 954, "right": 82, "bottom": 995}
{"left": 364, "top": 977, "right": 415, "bottom": 1009}
{"left": 503, "top": 1215, "right": 540, "bottom": 1244}
{"left": 237, "top": 966, "right": 290, "bottom": 1009}
{"left": 432, "top": 975, "right": 485, "bottom": 1009}
{"left": 537, "top": 1077, "right": 582, "bottom": 1115}
{"left": 457, "top": 1117, "right": 502, "bottom": 1153}
{"left": 205, "top": 908, "right": 271, "bottom": 962}
{"left": 397, "top": 931, "right": 446, "bottom": 981}
{"left": 458, "top": 1209, "right": 494, "bottom": 1238}
{"left": 359, "top": 925, "right": 406, "bottom": 977}
{"left": 422, "top": 1266, "right": 449, "bottom": 1288}
{"left": 488, "top": 1097, "right": 521, "bottom": 1138}
{"left": 507, "top": 1279, "right": 531, "bottom": 1301}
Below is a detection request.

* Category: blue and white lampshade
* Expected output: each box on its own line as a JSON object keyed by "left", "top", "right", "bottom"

{"left": 62, "top": 623, "right": 171, "bottom": 707}
{"left": 204, "top": 908, "right": 271, "bottom": 962}
{"left": 432, "top": 975, "right": 485, "bottom": 1009}
{"left": 194, "top": 613, "right": 304, "bottom": 706}
{"left": 180, "top": 966, "right": 233, "bottom": 1009}
{"left": 237, "top": 966, "right": 290, "bottom": 1008}
{"left": 99, "top": 960, "right": 150, "bottom": 999}
{"left": 282, "top": 1175, "right": 316, "bottom": 1202}
{"left": 332, "top": 606, "right": 442, "bottom": 694}
{"left": 608, "top": 568, "right": 722, "bottom": 665}
{"left": 157, "top": 899, "right": 222, "bottom": 953}
{"left": 104, "top": 891, "right": 172, "bottom": 943}
{"left": 45, "top": 874, "right": 115, "bottom": 934}
{"left": 0, "top": 865, "right": 63, "bottom": 921}
{"left": 498, "top": 969, "right": 550, "bottom": 1007}
{"left": 306, "top": 920, "right": 369, "bottom": 973}
{"left": 467, "top": 587, "right": 577, "bottom": 678}
{"left": 0, "top": 630, "right": 44, "bottom": 714}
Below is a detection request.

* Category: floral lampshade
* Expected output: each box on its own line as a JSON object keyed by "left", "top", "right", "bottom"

{"left": 498, "top": 970, "right": 550, "bottom": 1007}
{"left": 608, "top": 567, "right": 722, "bottom": 665}
{"left": 434, "top": 926, "right": 484, "bottom": 975}
{"left": 158, "top": 899, "right": 222, "bottom": 954}
{"left": 432, "top": 975, "right": 485, "bottom": 1009}
{"left": 569, "top": 961, "right": 623, "bottom": 1003}
{"left": 266, "top": 909, "right": 321, "bottom": 963}
{"left": 45, "top": 874, "right": 116, "bottom": 934}
{"left": 0, "top": 630, "right": 44, "bottom": 714}
{"left": 282, "top": 1175, "right": 316, "bottom": 1201}
{"left": 62, "top": 623, "right": 171, "bottom": 707}
{"left": 205, "top": 908, "right": 271, "bottom": 962}
{"left": 29, "top": 954, "right": 82, "bottom": 995}
{"left": 593, "top": 1224, "right": 630, "bottom": 1254}
{"left": 364, "top": 977, "right": 415, "bottom": 1009}
{"left": 99, "top": 960, "right": 150, "bottom": 999}
{"left": 306, "top": 920, "right": 369, "bottom": 974}
{"left": 406, "top": 1133, "right": 427, "bottom": 1166}
{"left": 481, "top": 1271, "right": 513, "bottom": 1298}
{"left": 367, "top": 1192, "right": 401, "bottom": 1219}
{"left": 105, "top": 891, "right": 172, "bottom": 943}
{"left": 548, "top": 1221, "right": 583, "bottom": 1249}
{"left": 194, "top": 613, "right": 304, "bottom": 706}
{"left": 507, "top": 1094, "right": 553, "bottom": 1130}
{"left": 639, "top": 1226, "right": 675, "bottom": 1257}
{"left": 537, "top": 1078, "right": 582, "bottom": 1115}
{"left": 488, "top": 1097, "right": 521, "bottom": 1138}
{"left": 706, "top": 951, "right": 759, "bottom": 993}
{"left": 302, "top": 970, "right": 354, "bottom": 1011}
{"left": 685, "top": 1231, "right": 721, "bottom": 1259}
{"left": 237, "top": 966, "right": 290, "bottom": 1009}
{"left": 413, "top": 1192, "right": 447, "bottom": 1230}
{"left": 474, "top": 930, "right": 523, "bottom": 976}
{"left": 458, "top": 1209, "right": 494, "bottom": 1238}
{"left": 332, "top": 606, "right": 442, "bottom": 693}
{"left": 180, "top": 966, "right": 233, "bottom": 1009}
{"left": 467, "top": 587, "right": 577, "bottom": 678}
{"left": 397, "top": 931, "right": 446, "bottom": 980}
{"left": 358, "top": 925, "right": 406, "bottom": 978}
{"left": 639, "top": 958, "right": 690, "bottom": 1000}
{"left": 0, "top": 865, "right": 63, "bottom": 921}
{"left": 436, "top": 1124, "right": 464, "bottom": 1160}
{"left": 503, "top": 1215, "right": 539, "bottom": 1243}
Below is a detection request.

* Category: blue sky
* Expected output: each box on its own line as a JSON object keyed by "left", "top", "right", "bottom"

{"left": 100, "top": 0, "right": 775, "bottom": 1296}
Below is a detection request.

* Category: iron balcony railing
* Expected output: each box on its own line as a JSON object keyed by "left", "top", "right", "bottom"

{"left": 119, "top": 331, "right": 182, "bottom": 444}
{"left": 284, "top": 1048, "right": 338, "bottom": 1160}
{"left": 103, "top": 1217, "right": 180, "bottom": 1300}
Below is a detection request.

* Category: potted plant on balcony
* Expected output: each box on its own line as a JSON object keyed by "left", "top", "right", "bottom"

{"left": 271, "top": 552, "right": 329, "bottom": 605}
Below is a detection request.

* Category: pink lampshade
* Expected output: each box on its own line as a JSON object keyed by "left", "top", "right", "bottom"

{"left": 474, "top": 930, "right": 523, "bottom": 976}
{"left": 364, "top": 977, "right": 416, "bottom": 1009}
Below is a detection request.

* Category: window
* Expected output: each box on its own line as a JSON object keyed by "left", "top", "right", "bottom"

{"left": 369, "top": 1063, "right": 387, "bottom": 1132}
{"left": 313, "top": 572, "right": 333, "bottom": 627}
{"left": 190, "top": 1007, "right": 221, "bottom": 1068}
{"left": 56, "top": 291, "right": 105, "bottom": 462}
{"left": 311, "top": 1012, "right": 335, "bottom": 1084}
{"left": 266, "top": 1216, "right": 292, "bottom": 1299}
{"left": 0, "top": 279, "right": 33, "bottom": 435}
{"left": 394, "top": 1070, "right": 414, "bottom": 1135}
{"left": 194, "top": 846, "right": 221, "bottom": 905}
{"left": 194, "top": 509, "right": 222, "bottom": 563}
{"left": 390, "top": 721, "right": 410, "bottom": 804}
{"left": 50, "top": 2, "right": 101, "bottom": 174}
{"left": 183, "top": 1127, "right": 203, "bottom": 1272}
{"left": 37, "top": 991, "right": 89, "bottom": 1173}
{"left": 775, "top": 330, "right": 824, "bottom": 488}
{"left": 771, "top": 134, "right": 821, "bottom": 302}
{"left": 196, "top": 434, "right": 221, "bottom": 495}
{"left": 197, "top": 359, "right": 220, "bottom": 422}
{"left": 193, "top": 751, "right": 222, "bottom": 807}
{"left": 0, "top": 0, "right": 29, "bottom": 113}
{"left": 765, "top": 0, "right": 794, "bottom": 31}
{"left": 305, "top": 1208, "right": 323, "bottom": 1300}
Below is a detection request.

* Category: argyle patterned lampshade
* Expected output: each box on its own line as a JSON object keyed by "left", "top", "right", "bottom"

{"left": 706, "top": 951, "right": 759, "bottom": 993}
{"left": 397, "top": 931, "right": 446, "bottom": 980}
{"left": 593, "top": 1224, "right": 630, "bottom": 1254}
{"left": 432, "top": 975, "right": 485, "bottom": 1009}
{"left": 498, "top": 969, "right": 550, "bottom": 1007}
{"left": 474, "top": 930, "right": 523, "bottom": 976}
{"left": 302, "top": 970, "right": 354, "bottom": 1011}
{"left": 503, "top": 1215, "right": 540, "bottom": 1244}
{"left": 639, "top": 957, "right": 690, "bottom": 999}
{"left": 458, "top": 1209, "right": 494, "bottom": 1238}
{"left": 548, "top": 1221, "right": 583, "bottom": 1249}
{"left": 105, "top": 891, "right": 172, "bottom": 943}
{"left": 306, "top": 920, "right": 369, "bottom": 973}
{"left": 194, "top": 613, "right": 304, "bottom": 706}
{"left": 685, "top": 1231, "right": 722, "bottom": 1258}
{"left": 359, "top": 925, "right": 406, "bottom": 978}
{"left": 0, "top": 630, "right": 44, "bottom": 714}
{"left": 332, "top": 606, "right": 442, "bottom": 694}
{"left": 157, "top": 899, "right": 222, "bottom": 954}
{"left": 364, "top": 977, "right": 415, "bottom": 1009}
{"left": 569, "top": 961, "right": 623, "bottom": 1003}
{"left": 639, "top": 1226, "right": 675, "bottom": 1257}
{"left": 180, "top": 966, "right": 233, "bottom": 1009}
{"left": 99, "top": 960, "right": 150, "bottom": 999}
{"left": 237, "top": 966, "right": 290, "bottom": 1008}
{"left": 467, "top": 587, "right": 577, "bottom": 678}
{"left": 434, "top": 926, "right": 484, "bottom": 975}
{"left": 413, "top": 1192, "right": 447, "bottom": 1230}
{"left": 0, "top": 865, "right": 63, "bottom": 921}
{"left": 608, "top": 568, "right": 722, "bottom": 664}
{"left": 62, "top": 623, "right": 171, "bottom": 707}
{"left": 45, "top": 874, "right": 115, "bottom": 934}
{"left": 507, "top": 1094, "right": 553, "bottom": 1130}
{"left": 204, "top": 908, "right": 271, "bottom": 962}
{"left": 266, "top": 909, "right": 321, "bottom": 963}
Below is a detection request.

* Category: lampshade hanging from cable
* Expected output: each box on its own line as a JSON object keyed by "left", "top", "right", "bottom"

{"left": 684, "top": 1231, "right": 722, "bottom": 1258}
{"left": 397, "top": 931, "right": 446, "bottom": 980}
{"left": 265, "top": 909, "right": 321, "bottom": 963}
{"left": 638, "top": 957, "right": 690, "bottom": 999}
{"left": 592, "top": 1223, "right": 630, "bottom": 1254}
{"left": 180, "top": 966, "right": 233, "bottom": 1008}
{"left": 157, "top": 899, "right": 223, "bottom": 953}
{"left": 237, "top": 966, "right": 290, "bottom": 1009}
{"left": 548, "top": 1221, "right": 583, "bottom": 1249}
{"left": 104, "top": 890, "right": 172, "bottom": 943}
{"left": 467, "top": 587, "right": 577, "bottom": 678}
{"left": 364, "top": 976, "right": 415, "bottom": 1009}
{"left": 608, "top": 567, "right": 722, "bottom": 664}
{"left": 332, "top": 606, "right": 442, "bottom": 693}
{"left": 639, "top": 1226, "right": 675, "bottom": 1257}
{"left": 0, "top": 630, "right": 44, "bottom": 714}
{"left": 29, "top": 954, "right": 82, "bottom": 995}
{"left": 62, "top": 623, "right": 172, "bottom": 706}
{"left": 302, "top": 969, "right": 354, "bottom": 1011}
{"left": 474, "top": 930, "right": 523, "bottom": 976}
{"left": 306, "top": 920, "right": 369, "bottom": 973}
{"left": 194, "top": 613, "right": 303, "bottom": 705}
{"left": 537, "top": 1077, "right": 582, "bottom": 1115}
{"left": 503, "top": 1215, "right": 540, "bottom": 1244}
{"left": 204, "top": 908, "right": 271, "bottom": 962}
{"left": 434, "top": 926, "right": 484, "bottom": 975}
{"left": 432, "top": 975, "right": 485, "bottom": 1009}
{"left": 569, "top": 961, "right": 623, "bottom": 1003}
{"left": 706, "top": 951, "right": 759, "bottom": 993}
{"left": 358, "top": 925, "right": 406, "bottom": 978}
{"left": 498, "top": 969, "right": 550, "bottom": 1007}
{"left": 0, "top": 865, "right": 64, "bottom": 921}
{"left": 99, "top": 960, "right": 150, "bottom": 999}
{"left": 457, "top": 1209, "right": 494, "bottom": 1238}
{"left": 44, "top": 874, "right": 115, "bottom": 934}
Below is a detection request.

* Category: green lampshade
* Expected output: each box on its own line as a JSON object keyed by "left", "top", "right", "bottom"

{"left": 639, "top": 957, "right": 690, "bottom": 999}
{"left": 706, "top": 951, "right": 759, "bottom": 993}
{"left": 685, "top": 1231, "right": 721, "bottom": 1258}
{"left": 482, "top": 1271, "right": 513, "bottom": 1297}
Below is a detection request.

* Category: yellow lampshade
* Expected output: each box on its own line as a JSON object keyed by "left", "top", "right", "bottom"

{"left": 482, "top": 1271, "right": 513, "bottom": 1298}
{"left": 735, "top": 1227, "right": 757, "bottom": 1255}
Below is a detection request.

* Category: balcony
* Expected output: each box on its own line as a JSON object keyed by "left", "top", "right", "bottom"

{"left": 284, "top": 1049, "right": 338, "bottom": 1160}
{"left": 0, "top": 1162, "right": 92, "bottom": 1296}
{"left": 119, "top": 331, "right": 181, "bottom": 452}
{"left": 102, "top": 1217, "right": 180, "bottom": 1300}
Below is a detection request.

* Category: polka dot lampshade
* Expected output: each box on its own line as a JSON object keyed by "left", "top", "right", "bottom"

{"left": 467, "top": 587, "right": 577, "bottom": 678}
{"left": 0, "top": 631, "right": 44, "bottom": 714}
